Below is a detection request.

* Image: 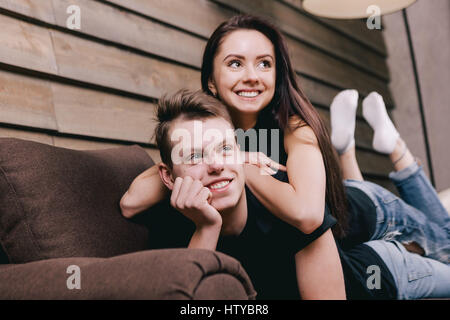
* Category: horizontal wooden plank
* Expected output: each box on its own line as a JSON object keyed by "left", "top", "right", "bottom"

{"left": 278, "top": 0, "right": 387, "bottom": 56}
{"left": 0, "top": 70, "right": 159, "bottom": 144}
{"left": 0, "top": 13, "right": 200, "bottom": 100}
{"left": 0, "top": 125, "right": 160, "bottom": 163}
{"left": 51, "top": 83, "right": 157, "bottom": 143}
{"left": 51, "top": 0, "right": 206, "bottom": 68}
{"left": 50, "top": 29, "right": 200, "bottom": 98}
{"left": 0, "top": 70, "right": 57, "bottom": 130}
{"left": 212, "top": 0, "right": 389, "bottom": 81}
{"left": 0, "top": 6, "right": 392, "bottom": 105}
{"left": 300, "top": 76, "right": 363, "bottom": 115}
{"left": 0, "top": 0, "right": 55, "bottom": 24}
{"left": 54, "top": 136, "right": 161, "bottom": 163}
{"left": 104, "top": 0, "right": 233, "bottom": 39}
{"left": 105, "top": 0, "right": 389, "bottom": 85}
{"left": 0, "top": 125, "right": 54, "bottom": 145}
{"left": 0, "top": 14, "right": 58, "bottom": 74}
{"left": 287, "top": 37, "right": 393, "bottom": 105}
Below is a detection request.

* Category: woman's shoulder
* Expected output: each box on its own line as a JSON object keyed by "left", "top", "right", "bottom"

{"left": 285, "top": 116, "right": 318, "bottom": 146}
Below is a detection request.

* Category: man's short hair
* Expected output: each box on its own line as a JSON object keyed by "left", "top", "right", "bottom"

{"left": 155, "top": 89, "right": 234, "bottom": 167}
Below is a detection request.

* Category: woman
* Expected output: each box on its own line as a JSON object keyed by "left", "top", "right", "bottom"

{"left": 122, "top": 15, "right": 449, "bottom": 299}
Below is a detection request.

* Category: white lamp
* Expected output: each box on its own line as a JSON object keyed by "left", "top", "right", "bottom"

{"left": 302, "top": 0, "right": 417, "bottom": 19}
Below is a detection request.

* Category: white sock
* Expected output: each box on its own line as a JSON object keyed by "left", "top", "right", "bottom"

{"left": 330, "top": 89, "right": 359, "bottom": 154}
{"left": 362, "top": 92, "right": 399, "bottom": 154}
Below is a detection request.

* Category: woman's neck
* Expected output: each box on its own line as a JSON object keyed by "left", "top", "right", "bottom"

{"left": 230, "top": 110, "right": 258, "bottom": 131}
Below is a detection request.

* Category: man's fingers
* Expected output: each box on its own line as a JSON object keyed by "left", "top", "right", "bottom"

{"left": 199, "top": 187, "right": 213, "bottom": 204}
{"left": 185, "top": 179, "right": 204, "bottom": 207}
{"left": 170, "top": 177, "right": 183, "bottom": 207}
{"left": 175, "top": 176, "right": 194, "bottom": 208}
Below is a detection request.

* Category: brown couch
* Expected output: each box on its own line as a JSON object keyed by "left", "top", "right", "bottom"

{"left": 0, "top": 138, "right": 256, "bottom": 300}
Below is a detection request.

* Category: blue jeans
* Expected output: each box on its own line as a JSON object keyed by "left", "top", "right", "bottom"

{"left": 365, "top": 240, "right": 450, "bottom": 299}
{"left": 344, "top": 161, "right": 450, "bottom": 299}
{"left": 344, "top": 161, "right": 450, "bottom": 264}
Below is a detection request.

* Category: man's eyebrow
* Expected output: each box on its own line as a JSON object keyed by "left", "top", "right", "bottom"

{"left": 214, "top": 138, "right": 235, "bottom": 149}
{"left": 181, "top": 147, "right": 203, "bottom": 154}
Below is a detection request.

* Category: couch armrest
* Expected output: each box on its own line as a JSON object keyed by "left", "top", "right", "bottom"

{"left": 0, "top": 248, "right": 256, "bottom": 300}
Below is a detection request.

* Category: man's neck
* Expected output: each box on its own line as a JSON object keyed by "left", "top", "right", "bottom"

{"left": 219, "top": 188, "right": 248, "bottom": 236}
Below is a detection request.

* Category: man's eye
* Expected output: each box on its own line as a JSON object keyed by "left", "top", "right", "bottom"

{"left": 191, "top": 153, "right": 202, "bottom": 159}
{"left": 223, "top": 145, "right": 232, "bottom": 151}
{"left": 187, "top": 153, "right": 202, "bottom": 162}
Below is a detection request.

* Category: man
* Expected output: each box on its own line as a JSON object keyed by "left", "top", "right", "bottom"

{"left": 122, "top": 89, "right": 345, "bottom": 299}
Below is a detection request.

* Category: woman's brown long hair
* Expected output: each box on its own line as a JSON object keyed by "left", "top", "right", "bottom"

{"left": 201, "top": 15, "right": 348, "bottom": 238}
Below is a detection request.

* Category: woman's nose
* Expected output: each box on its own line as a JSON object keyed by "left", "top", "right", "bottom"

{"left": 243, "top": 66, "right": 259, "bottom": 83}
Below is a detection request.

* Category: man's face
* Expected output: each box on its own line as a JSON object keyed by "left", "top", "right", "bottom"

{"left": 163, "top": 117, "right": 245, "bottom": 212}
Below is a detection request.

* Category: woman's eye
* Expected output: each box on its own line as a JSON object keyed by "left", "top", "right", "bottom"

{"left": 228, "top": 60, "right": 241, "bottom": 68}
{"left": 258, "top": 60, "right": 271, "bottom": 69}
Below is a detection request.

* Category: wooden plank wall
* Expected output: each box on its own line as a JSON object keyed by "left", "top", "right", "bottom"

{"left": 0, "top": 0, "right": 396, "bottom": 192}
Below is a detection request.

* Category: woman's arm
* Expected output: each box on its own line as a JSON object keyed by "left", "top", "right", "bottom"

{"left": 294, "top": 229, "right": 346, "bottom": 299}
{"left": 120, "top": 163, "right": 170, "bottom": 218}
{"left": 244, "top": 123, "right": 326, "bottom": 234}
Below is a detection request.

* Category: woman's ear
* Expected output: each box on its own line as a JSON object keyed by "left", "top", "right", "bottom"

{"left": 208, "top": 78, "right": 218, "bottom": 97}
{"left": 158, "top": 163, "right": 175, "bottom": 190}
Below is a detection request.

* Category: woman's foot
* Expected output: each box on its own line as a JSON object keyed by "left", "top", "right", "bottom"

{"left": 362, "top": 92, "right": 399, "bottom": 154}
{"left": 330, "top": 89, "right": 359, "bottom": 155}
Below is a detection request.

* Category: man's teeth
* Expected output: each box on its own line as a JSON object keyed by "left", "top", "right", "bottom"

{"left": 209, "top": 180, "right": 231, "bottom": 190}
{"left": 238, "top": 91, "right": 259, "bottom": 97}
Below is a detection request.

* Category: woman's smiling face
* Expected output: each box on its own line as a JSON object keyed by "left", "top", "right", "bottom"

{"left": 209, "top": 29, "right": 276, "bottom": 127}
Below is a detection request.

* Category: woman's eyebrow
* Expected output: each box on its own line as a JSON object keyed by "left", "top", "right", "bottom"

{"left": 223, "top": 54, "right": 244, "bottom": 61}
{"left": 223, "top": 54, "right": 274, "bottom": 61}
{"left": 256, "top": 54, "right": 274, "bottom": 60}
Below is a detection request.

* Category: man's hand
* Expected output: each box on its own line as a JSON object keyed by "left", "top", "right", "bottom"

{"left": 170, "top": 176, "right": 222, "bottom": 250}
{"left": 170, "top": 176, "right": 222, "bottom": 228}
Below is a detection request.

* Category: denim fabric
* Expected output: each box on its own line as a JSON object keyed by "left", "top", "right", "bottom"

{"left": 343, "top": 162, "right": 450, "bottom": 264}
{"left": 365, "top": 240, "right": 450, "bottom": 299}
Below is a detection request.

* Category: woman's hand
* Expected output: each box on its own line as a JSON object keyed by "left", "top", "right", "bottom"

{"left": 241, "top": 151, "right": 287, "bottom": 175}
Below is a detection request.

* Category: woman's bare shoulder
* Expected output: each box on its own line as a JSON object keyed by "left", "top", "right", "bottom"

{"left": 285, "top": 116, "right": 318, "bottom": 146}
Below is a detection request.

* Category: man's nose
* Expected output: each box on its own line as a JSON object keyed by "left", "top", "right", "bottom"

{"left": 206, "top": 154, "right": 225, "bottom": 173}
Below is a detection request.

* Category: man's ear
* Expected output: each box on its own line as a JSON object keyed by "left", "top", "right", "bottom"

{"left": 208, "top": 78, "right": 217, "bottom": 97}
{"left": 158, "top": 163, "right": 175, "bottom": 190}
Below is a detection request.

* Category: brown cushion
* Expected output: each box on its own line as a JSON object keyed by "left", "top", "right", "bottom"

{"left": 0, "top": 249, "right": 256, "bottom": 299}
{"left": 0, "top": 138, "right": 154, "bottom": 263}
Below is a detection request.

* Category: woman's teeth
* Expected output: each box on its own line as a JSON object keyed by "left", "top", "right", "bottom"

{"left": 209, "top": 180, "right": 231, "bottom": 190}
{"left": 237, "top": 91, "right": 259, "bottom": 98}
